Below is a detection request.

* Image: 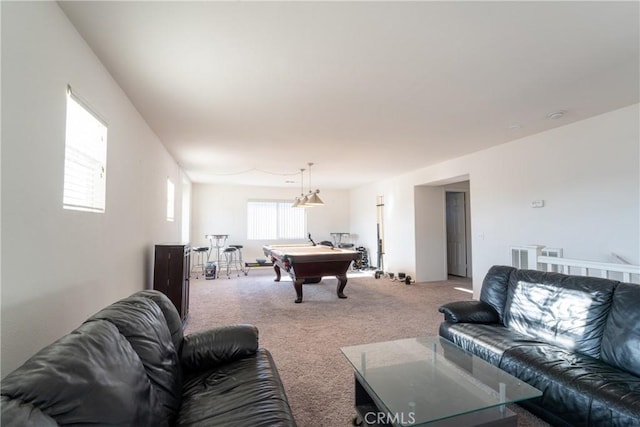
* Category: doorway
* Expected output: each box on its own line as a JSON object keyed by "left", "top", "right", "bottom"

{"left": 413, "top": 176, "right": 472, "bottom": 282}
{"left": 446, "top": 191, "right": 467, "bottom": 277}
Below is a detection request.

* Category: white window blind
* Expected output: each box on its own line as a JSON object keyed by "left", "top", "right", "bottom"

{"left": 247, "top": 201, "right": 305, "bottom": 240}
{"left": 63, "top": 88, "right": 107, "bottom": 212}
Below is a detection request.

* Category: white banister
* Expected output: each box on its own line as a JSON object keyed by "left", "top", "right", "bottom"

{"left": 537, "top": 255, "right": 640, "bottom": 274}
{"left": 510, "top": 245, "right": 640, "bottom": 284}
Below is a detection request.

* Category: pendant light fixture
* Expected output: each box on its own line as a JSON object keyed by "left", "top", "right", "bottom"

{"left": 292, "top": 168, "right": 306, "bottom": 208}
{"left": 291, "top": 163, "right": 324, "bottom": 207}
{"left": 303, "top": 162, "right": 324, "bottom": 206}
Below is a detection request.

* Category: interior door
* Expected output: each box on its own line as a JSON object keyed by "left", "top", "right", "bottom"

{"left": 446, "top": 192, "right": 467, "bottom": 277}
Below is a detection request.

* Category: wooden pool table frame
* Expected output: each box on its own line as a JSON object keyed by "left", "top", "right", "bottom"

{"left": 263, "top": 244, "right": 359, "bottom": 303}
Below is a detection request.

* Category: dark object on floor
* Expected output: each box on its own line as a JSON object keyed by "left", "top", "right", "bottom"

{"left": 353, "top": 246, "right": 369, "bottom": 270}
{"left": 0, "top": 290, "right": 297, "bottom": 426}
{"left": 404, "top": 275, "right": 412, "bottom": 285}
{"left": 205, "top": 261, "right": 216, "bottom": 280}
{"left": 439, "top": 265, "right": 640, "bottom": 427}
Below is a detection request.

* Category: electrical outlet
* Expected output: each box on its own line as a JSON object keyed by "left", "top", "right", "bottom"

{"left": 531, "top": 200, "right": 545, "bottom": 208}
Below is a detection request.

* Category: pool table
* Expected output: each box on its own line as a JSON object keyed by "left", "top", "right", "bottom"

{"left": 263, "top": 244, "right": 359, "bottom": 303}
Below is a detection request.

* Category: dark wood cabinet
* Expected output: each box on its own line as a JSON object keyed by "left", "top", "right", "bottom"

{"left": 153, "top": 243, "right": 190, "bottom": 324}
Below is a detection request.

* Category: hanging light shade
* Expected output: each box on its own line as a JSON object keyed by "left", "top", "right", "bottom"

{"left": 304, "top": 162, "right": 324, "bottom": 207}
{"left": 305, "top": 190, "right": 324, "bottom": 206}
{"left": 292, "top": 168, "right": 306, "bottom": 208}
{"left": 291, "top": 163, "right": 324, "bottom": 207}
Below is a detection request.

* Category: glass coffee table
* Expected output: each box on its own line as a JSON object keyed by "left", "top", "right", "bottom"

{"left": 341, "top": 336, "right": 542, "bottom": 427}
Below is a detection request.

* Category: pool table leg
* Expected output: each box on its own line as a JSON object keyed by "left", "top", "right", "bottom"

{"left": 273, "top": 263, "right": 282, "bottom": 282}
{"left": 336, "top": 274, "right": 348, "bottom": 299}
{"left": 293, "top": 279, "right": 304, "bottom": 303}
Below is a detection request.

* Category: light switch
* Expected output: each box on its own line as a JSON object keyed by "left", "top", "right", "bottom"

{"left": 531, "top": 200, "right": 545, "bottom": 208}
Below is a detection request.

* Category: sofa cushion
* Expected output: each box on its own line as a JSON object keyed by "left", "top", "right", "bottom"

{"left": 86, "top": 295, "right": 182, "bottom": 423}
{"left": 181, "top": 324, "right": 259, "bottom": 372}
{"left": 178, "top": 349, "right": 296, "bottom": 426}
{"left": 439, "top": 322, "right": 547, "bottom": 366}
{"left": 600, "top": 282, "right": 640, "bottom": 377}
{"left": 503, "top": 269, "right": 617, "bottom": 357}
{"left": 0, "top": 397, "right": 57, "bottom": 427}
{"left": 0, "top": 320, "right": 161, "bottom": 425}
{"left": 499, "top": 344, "right": 640, "bottom": 426}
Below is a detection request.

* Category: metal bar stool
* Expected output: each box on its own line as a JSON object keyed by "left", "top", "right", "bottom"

{"left": 190, "top": 246, "right": 209, "bottom": 279}
{"left": 221, "top": 247, "right": 240, "bottom": 279}
{"left": 229, "top": 244, "right": 248, "bottom": 275}
{"left": 205, "top": 234, "right": 228, "bottom": 263}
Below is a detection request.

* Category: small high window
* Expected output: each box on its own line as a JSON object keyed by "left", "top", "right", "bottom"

{"left": 63, "top": 87, "right": 107, "bottom": 212}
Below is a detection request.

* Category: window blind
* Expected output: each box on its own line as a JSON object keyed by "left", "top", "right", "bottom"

{"left": 63, "top": 88, "right": 107, "bottom": 212}
{"left": 247, "top": 201, "right": 305, "bottom": 240}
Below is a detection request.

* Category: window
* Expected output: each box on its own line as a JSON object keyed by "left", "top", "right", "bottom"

{"left": 247, "top": 201, "right": 306, "bottom": 240}
{"left": 167, "top": 178, "right": 175, "bottom": 222}
{"left": 63, "top": 87, "right": 108, "bottom": 212}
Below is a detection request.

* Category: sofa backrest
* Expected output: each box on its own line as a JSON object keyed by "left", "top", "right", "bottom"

{"left": 502, "top": 269, "right": 617, "bottom": 358}
{"left": 600, "top": 282, "right": 640, "bottom": 376}
{"left": 86, "top": 294, "right": 182, "bottom": 422}
{"left": 1, "top": 290, "right": 183, "bottom": 426}
{"left": 1, "top": 320, "right": 168, "bottom": 425}
{"left": 479, "top": 265, "right": 515, "bottom": 324}
{"left": 136, "top": 289, "right": 185, "bottom": 352}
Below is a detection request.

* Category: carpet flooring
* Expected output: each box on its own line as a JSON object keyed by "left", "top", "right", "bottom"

{"left": 185, "top": 268, "right": 550, "bottom": 427}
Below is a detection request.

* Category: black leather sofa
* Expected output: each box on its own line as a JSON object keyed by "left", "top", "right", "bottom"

{"left": 439, "top": 265, "right": 640, "bottom": 427}
{"left": 1, "top": 290, "right": 297, "bottom": 426}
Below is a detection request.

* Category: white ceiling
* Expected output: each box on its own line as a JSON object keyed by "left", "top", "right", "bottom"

{"left": 59, "top": 1, "right": 639, "bottom": 190}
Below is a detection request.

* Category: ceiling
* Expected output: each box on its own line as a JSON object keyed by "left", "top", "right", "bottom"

{"left": 59, "top": 1, "right": 639, "bottom": 190}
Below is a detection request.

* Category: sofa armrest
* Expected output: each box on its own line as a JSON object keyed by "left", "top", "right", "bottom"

{"left": 438, "top": 301, "right": 500, "bottom": 324}
{"left": 180, "top": 324, "right": 259, "bottom": 372}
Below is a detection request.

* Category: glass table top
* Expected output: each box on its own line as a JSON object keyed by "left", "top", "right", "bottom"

{"left": 341, "top": 336, "right": 542, "bottom": 426}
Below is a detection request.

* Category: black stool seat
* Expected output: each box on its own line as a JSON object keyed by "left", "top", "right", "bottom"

{"left": 193, "top": 247, "right": 208, "bottom": 252}
{"left": 223, "top": 247, "right": 237, "bottom": 253}
{"left": 230, "top": 244, "right": 243, "bottom": 249}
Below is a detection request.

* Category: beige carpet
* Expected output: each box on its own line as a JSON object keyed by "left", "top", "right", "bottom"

{"left": 185, "top": 268, "right": 550, "bottom": 427}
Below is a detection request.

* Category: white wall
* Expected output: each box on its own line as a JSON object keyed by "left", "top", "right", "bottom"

{"left": 350, "top": 104, "right": 640, "bottom": 297}
{"left": 414, "top": 186, "right": 446, "bottom": 281}
{"left": 1, "top": 2, "right": 187, "bottom": 376}
{"left": 191, "top": 184, "right": 351, "bottom": 263}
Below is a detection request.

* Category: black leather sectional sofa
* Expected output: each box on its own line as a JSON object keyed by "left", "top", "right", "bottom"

{"left": 1, "top": 290, "right": 296, "bottom": 426}
{"left": 439, "top": 265, "right": 640, "bottom": 426}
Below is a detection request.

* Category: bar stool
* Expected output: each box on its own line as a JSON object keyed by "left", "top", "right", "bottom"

{"left": 204, "top": 234, "right": 228, "bottom": 265}
{"left": 229, "top": 244, "right": 248, "bottom": 275}
{"left": 190, "top": 246, "right": 209, "bottom": 279}
{"left": 221, "top": 247, "right": 240, "bottom": 279}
